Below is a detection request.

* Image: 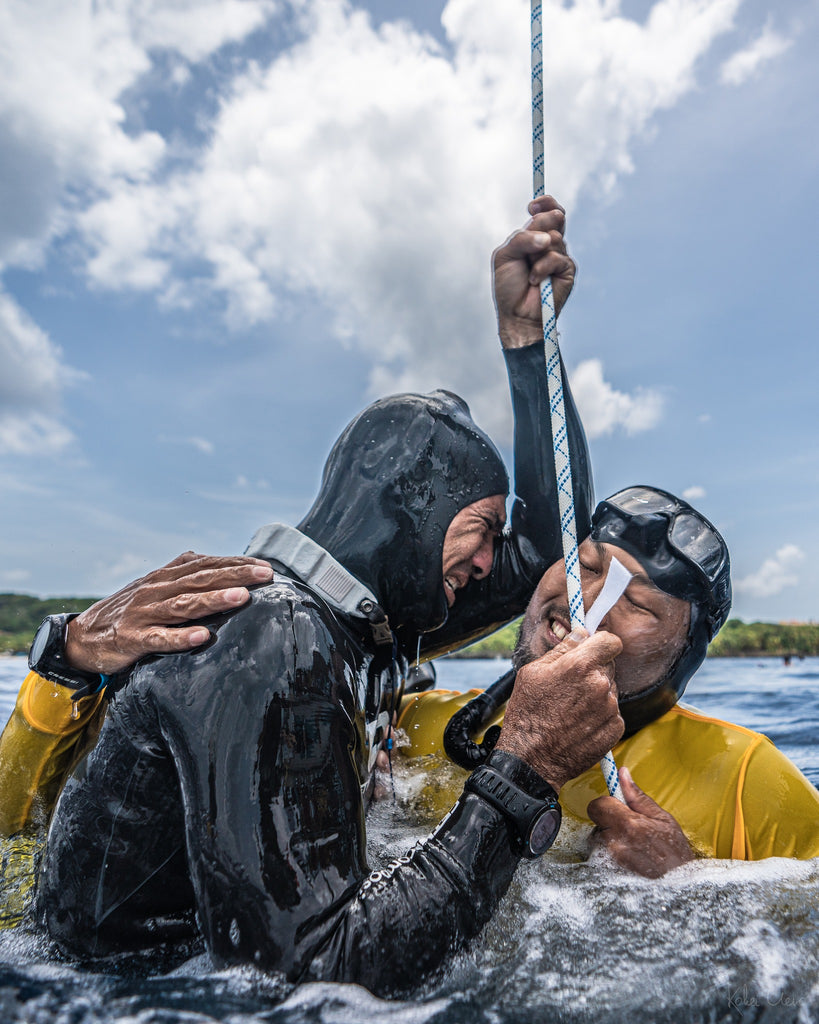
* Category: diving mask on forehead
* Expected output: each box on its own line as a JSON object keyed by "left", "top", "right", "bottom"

{"left": 590, "top": 485, "right": 732, "bottom": 735}
{"left": 591, "top": 485, "right": 731, "bottom": 640}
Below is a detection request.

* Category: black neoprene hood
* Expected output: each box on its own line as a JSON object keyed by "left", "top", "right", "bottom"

{"left": 297, "top": 390, "right": 509, "bottom": 648}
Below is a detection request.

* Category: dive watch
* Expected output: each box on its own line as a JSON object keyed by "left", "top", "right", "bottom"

{"left": 29, "top": 614, "right": 104, "bottom": 697}
{"left": 465, "top": 750, "right": 562, "bottom": 858}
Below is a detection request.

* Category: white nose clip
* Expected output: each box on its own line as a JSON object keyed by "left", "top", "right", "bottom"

{"left": 583, "top": 557, "right": 632, "bottom": 635}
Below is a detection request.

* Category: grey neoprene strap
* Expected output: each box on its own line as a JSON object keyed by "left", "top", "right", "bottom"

{"left": 246, "top": 523, "right": 382, "bottom": 622}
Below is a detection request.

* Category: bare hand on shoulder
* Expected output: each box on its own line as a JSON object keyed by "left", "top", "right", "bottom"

{"left": 495, "top": 628, "right": 624, "bottom": 791}
{"left": 65, "top": 552, "right": 274, "bottom": 674}
{"left": 588, "top": 767, "right": 695, "bottom": 878}
{"left": 493, "top": 195, "right": 576, "bottom": 349}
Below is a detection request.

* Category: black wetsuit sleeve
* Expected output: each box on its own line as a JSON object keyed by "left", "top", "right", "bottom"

{"left": 422, "top": 340, "right": 593, "bottom": 655}
{"left": 154, "top": 593, "right": 521, "bottom": 994}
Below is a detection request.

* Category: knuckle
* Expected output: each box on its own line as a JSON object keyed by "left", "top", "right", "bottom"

{"left": 142, "top": 626, "right": 168, "bottom": 649}
{"left": 169, "top": 593, "right": 194, "bottom": 614}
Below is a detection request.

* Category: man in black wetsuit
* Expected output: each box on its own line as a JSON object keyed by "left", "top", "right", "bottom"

{"left": 34, "top": 198, "right": 625, "bottom": 993}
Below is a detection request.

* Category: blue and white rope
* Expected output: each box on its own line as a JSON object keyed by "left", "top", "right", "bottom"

{"left": 531, "top": 1, "right": 623, "bottom": 802}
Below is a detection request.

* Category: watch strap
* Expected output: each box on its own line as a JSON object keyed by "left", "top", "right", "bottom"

{"left": 465, "top": 750, "right": 561, "bottom": 858}
{"left": 29, "top": 614, "right": 106, "bottom": 696}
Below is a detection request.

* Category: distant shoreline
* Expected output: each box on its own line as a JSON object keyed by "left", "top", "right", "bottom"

{"left": 445, "top": 617, "right": 819, "bottom": 661}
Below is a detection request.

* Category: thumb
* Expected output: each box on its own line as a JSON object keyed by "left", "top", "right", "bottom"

{"left": 543, "top": 625, "right": 589, "bottom": 658}
{"left": 619, "top": 767, "right": 665, "bottom": 820}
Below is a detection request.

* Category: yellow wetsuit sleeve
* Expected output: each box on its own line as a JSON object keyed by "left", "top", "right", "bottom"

{"left": 734, "top": 735, "right": 819, "bottom": 860}
{"left": 0, "top": 672, "right": 106, "bottom": 837}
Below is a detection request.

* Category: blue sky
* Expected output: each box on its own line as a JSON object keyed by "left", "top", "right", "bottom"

{"left": 0, "top": 0, "right": 816, "bottom": 624}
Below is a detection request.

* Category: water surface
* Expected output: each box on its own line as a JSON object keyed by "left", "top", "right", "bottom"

{"left": 1, "top": 654, "right": 818, "bottom": 1023}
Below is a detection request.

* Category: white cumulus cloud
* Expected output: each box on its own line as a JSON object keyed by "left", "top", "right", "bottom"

{"left": 65, "top": 0, "right": 740, "bottom": 436}
{"left": 720, "top": 24, "right": 793, "bottom": 86}
{"left": 569, "top": 359, "right": 663, "bottom": 439}
{"left": 0, "top": 0, "right": 275, "bottom": 453}
{"left": 0, "top": 0, "right": 754, "bottom": 443}
{"left": 735, "top": 544, "right": 804, "bottom": 598}
{"left": 0, "top": 0, "right": 275, "bottom": 269}
{"left": 683, "top": 485, "right": 706, "bottom": 501}
{"left": 0, "top": 290, "right": 79, "bottom": 455}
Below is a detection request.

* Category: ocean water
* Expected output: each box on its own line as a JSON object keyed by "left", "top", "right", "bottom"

{"left": 1, "top": 654, "right": 818, "bottom": 1023}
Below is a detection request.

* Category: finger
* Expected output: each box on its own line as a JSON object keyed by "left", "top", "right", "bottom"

{"left": 525, "top": 210, "right": 566, "bottom": 236}
{"left": 152, "top": 586, "right": 254, "bottom": 622}
{"left": 531, "top": 625, "right": 590, "bottom": 666}
{"left": 135, "top": 624, "right": 214, "bottom": 655}
{"left": 571, "top": 630, "right": 624, "bottom": 671}
{"left": 164, "top": 551, "right": 200, "bottom": 567}
{"left": 587, "top": 794, "right": 634, "bottom": 829}
{"left": 146, "top": 562, "right": 274, "bottom": 598}
{"left": 527, "top": 252, "right": 575, "bottom": 287}
{"left": 527, "top": 195, "right": 566, "bottom": 217}
{"left": 495, "top": 228, "right": 563, "bottom": 265}
{"left": 149, "top": 555, "right": 274, "bottom": 586}
{"left": 619, "top": 767, "right": 667, "bottom": 820}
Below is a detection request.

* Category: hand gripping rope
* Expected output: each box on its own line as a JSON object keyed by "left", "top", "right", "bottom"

{"left": 531, "top": 1, "right": 624, "bottom": 802}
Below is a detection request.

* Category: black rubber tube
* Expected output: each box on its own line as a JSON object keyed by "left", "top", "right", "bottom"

{"left": 443, "top": 667, "right": 516, "bottom": 770}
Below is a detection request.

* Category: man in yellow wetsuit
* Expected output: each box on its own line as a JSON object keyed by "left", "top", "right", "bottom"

{"left": 398, "top": 486, "right": 819, "bottom": 875}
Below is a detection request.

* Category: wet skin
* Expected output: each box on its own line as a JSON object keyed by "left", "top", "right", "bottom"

{"left": 440, "top": 495, "right": 507, "bottom": 608}
{"left": 516, "top": 538, "right": 690, "bottom": 695}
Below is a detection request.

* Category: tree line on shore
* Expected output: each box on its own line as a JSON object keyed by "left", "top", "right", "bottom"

{"left": 447, "top": 616, "right": 819, "bottom": 660}
{"left": 1, "top": 593, "right": 817, "bottom": 659}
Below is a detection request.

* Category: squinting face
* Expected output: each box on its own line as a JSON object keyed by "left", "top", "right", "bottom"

{"left": 516, "top": 538, "right": 690, "bottom": 696}
{"left": 441, "top": 495, "right": 506, "bottom": 607}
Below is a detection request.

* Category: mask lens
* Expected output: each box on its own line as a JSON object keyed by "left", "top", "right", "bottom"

{"left": 669, "top": 513, "right": 724, "bottom": 578}
{"left": 608, "top": 487, "right": 677, "bottom": 516}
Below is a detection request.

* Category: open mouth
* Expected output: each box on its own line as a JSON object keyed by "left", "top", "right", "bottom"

{"left": 540, "top": 607, "right": 571, "bottom": 645}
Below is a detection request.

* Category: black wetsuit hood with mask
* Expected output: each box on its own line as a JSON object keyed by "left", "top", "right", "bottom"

{"left": 296, "top": 389, "right": 509, "bottom": 650}
{"left": 591, "top": 485, "right": 732, "bottom": 735}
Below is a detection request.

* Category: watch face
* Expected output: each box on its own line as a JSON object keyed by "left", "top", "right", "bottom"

{"left": 29, "top": 619, "right": 53, "bottom": 667}
{"left": 528, "top": 807, "right": 561, "bottom": 856}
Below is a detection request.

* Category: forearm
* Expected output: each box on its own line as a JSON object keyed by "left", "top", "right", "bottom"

{"left": 0, "top": 673, "right": 106, "bottom": 836}
{"left": 419, "top": 340, "right": 593, "bottom": 657}
{"left": 504, "top": 339, "right": 593, "bottom": 570}
{"left": 299, "top": 792, "right": 519, "bottom": 994}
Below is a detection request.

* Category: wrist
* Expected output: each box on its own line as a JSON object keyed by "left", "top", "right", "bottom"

{"left": 29, "top": 614, "right": 107, "bottom": 696}
{"left": 63, "top": 615, "right": 98, "bottom": 673}
{"left": 494, "top": 736, "right": 568, "bottom": 793}
{"left": 498, "top": 318, "right": 544, "bottom": 350}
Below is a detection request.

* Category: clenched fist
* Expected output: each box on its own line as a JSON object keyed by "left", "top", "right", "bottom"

{"left": 496, "top": 628, "right": 624, "bottom": 792}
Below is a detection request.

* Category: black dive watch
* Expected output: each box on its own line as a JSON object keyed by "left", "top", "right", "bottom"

{"left": 465, "top": 750, "right": 562, "bottom": 858}
{"left": 29, "top": 614, "right": 104, "bottom": 698}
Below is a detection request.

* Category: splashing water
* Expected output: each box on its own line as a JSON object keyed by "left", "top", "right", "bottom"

{"left": 1, "top": 656, "right": 819, "bottom": 1022}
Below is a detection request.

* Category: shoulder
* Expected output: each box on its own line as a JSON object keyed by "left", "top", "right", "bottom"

{"left": 214, "top": 576, "right": 347, "bottom": 639}
{"left": 613, "top": 705, "right": 768, "bottom": 781}
{"left": 642, "top": 705, "right": 818, "bottom": 802}
{"left": 126, "top": 576, "right": 359, "bottom": 704}
{"left": 648, "top": 704, "right": 766, "bottom": 748}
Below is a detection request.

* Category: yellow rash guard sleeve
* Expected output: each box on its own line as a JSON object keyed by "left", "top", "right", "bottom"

{"left": 398, "top": 692, "right": 819, "bottom": 862}
{"left": 0, "top": 672, "right": 106, "bottom": 837}
{"left": 732, "top": 731, "right": 819, "bottom": 860}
